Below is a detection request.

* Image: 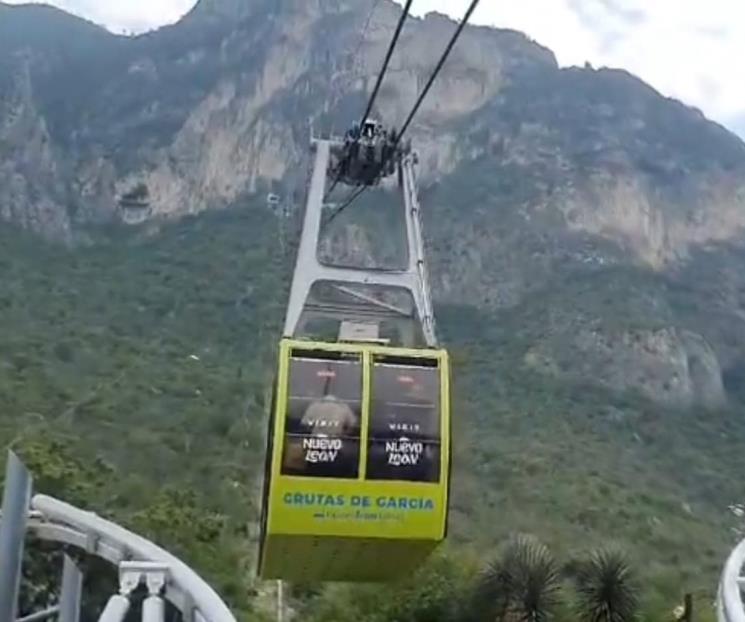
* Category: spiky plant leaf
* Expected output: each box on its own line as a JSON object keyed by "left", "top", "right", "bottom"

{"left": 574, "top": 548, "right": 639, "bottom": 622}
{"left": 472, "top": 534, "right": 561, "bottom": 622}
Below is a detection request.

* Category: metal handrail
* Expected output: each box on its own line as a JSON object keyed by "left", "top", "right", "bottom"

{"left": 718, "top": 539, "right": 745, "bottom": 622}
{"left": 30, "top": 495, "right": 236, "bottom": 622}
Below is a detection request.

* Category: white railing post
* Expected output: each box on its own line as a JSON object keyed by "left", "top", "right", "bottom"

{"left": 0, "top": 451, "right": 32, "bottom": 622}
{"left": 59, "top": 554, "right": 83, "bottom": 622}
{"left": 97, "top": 595, "right": 131, "bottom": 622}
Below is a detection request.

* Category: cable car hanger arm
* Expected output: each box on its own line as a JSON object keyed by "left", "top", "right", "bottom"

{"left": 325, "top": 0, "right": 482, "bottom": 228}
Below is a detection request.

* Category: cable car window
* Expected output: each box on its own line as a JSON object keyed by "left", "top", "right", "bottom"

{"left": 366, "top": 359, "right": 440, "bottom": 482}
{"left": 281, "top": 353, "right": 361, "bottom": 478}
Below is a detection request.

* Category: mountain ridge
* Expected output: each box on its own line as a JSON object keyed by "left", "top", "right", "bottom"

{"left": 1, "top": 0, "right": 743, "bottom": 258}
{"left": 1, "top": 2, "right": 744, "bottom": 417}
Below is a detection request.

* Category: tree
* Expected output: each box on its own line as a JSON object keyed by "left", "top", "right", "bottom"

{"left": 573, "top": 548, "right": 639, "bottom": 622}
{"left": 297, "top": 552, "right": 477, "bottom": 622}
{"left": 471, "top": 534, "right": 561, "bottom": 621}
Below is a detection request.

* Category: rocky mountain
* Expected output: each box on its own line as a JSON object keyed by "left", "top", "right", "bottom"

{"left": 4, "top": 3, "right": 745, "bottom": 614}
{"left": 1, "top": 0, "right": 745, "bottom": 407}
{"left": 0, "top": 0, "right": 546, "bottom": 234}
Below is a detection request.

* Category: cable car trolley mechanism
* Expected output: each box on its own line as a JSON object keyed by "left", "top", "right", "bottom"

{"left": 332, "top": 118, "right": 404, "bottom": 187}
{"left": 257, "top": 0, "right": 481, "bottom": 583}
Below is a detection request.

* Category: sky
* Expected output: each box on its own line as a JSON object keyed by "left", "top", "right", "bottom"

{"left": 4, "top": 0, "right": 745, "bottom": 138}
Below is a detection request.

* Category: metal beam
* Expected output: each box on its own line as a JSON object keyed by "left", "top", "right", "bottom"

{"left": 330, "top": 284, "right": 412, "bottom": 317}
{"left": 276, "top": 581, "right": 283, "bottom": 622}
{"left": 59, "top": 555, "right": 83, "bottom": 622}
{"left": 283, "top": 139, "right": 438, "bottom": 347}
{"left": 283, "top": 140, "right": 331, "bottom": 340}
{"left": 143, "top": 596, "right": 164, "bottom": 622}
{"left": 401, "top": 156, "right": 436, "bottom": 344}
{"left": 97, "top": 595, "right": 130, "bottom": 622}
{"left": 0, "top": 451, "right": 32, "bottom": 622}
{"left": 16, "top": 606, "right": 59, "bottom": 622}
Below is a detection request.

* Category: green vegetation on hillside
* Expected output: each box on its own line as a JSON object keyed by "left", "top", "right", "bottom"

{"left": 1, "top": 206, "right": 286, "bottom": 618}
{"left": 0, "top": 205, "right": 741, "bottom": 620}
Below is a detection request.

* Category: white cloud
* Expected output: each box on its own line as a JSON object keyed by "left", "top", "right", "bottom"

{"left": 401, "top": 0, "right": 745, "bottom": 138}
{"left": 3, "top": 0, "right": 195, "bottom": 33}
{"left": 4, "top": 0, "right": 744, "bottom": 137}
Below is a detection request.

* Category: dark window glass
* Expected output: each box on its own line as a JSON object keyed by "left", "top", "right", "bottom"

{"left": 366, "top": 360, "right": 441, "bottom": 482}
{"left": 281, "top": 354, "right": 361, "bottom": 478}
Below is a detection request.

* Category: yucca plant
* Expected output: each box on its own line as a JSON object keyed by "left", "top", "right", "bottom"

{"left": 574, "top": 547, "right": 639, "bottom": 622}
{"left": 471, "top": 534, "right": 561, "bottom": 621}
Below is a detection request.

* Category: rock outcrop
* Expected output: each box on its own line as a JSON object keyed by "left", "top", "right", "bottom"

{"left": 525, "top": 326, "right": 726, "bottom": 409}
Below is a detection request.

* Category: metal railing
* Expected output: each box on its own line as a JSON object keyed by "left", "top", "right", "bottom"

{"left": 0, "top": 451, "right": 237, "bottom": 622}
{"left": 718, "top": 539, "right": 745, "bottom": 622}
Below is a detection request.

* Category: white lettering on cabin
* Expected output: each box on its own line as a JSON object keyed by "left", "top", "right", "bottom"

{"left": 388, "top": 422, "right": 420, "bottom": 433}
{"left": 305, "top": 450, "right": 339, "bottom": 463}
{"left": 303, "top": 438, "right": 343, "bottom": 451}
{"left": 304, "top": 419, "right": 342, "bottom": 429}
{"left": 303, "top": 437, "right": 342, "bottom": 463}
{"left": 385, "top": 438, "right": 424, "bottom": 467}
{"left": 388, "top": 453, "right": 420, "bottom": 466}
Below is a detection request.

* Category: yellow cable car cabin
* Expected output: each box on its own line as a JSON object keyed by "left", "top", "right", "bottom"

{"left": 258, "top": 338, "right": 451, "bottom": 582}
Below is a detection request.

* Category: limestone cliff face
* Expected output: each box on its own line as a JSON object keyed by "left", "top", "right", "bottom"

{"left": 1, "top": 0, "right": 744, "bottom": 410}
{"left": 3, "top": 0, "right": 744, "bottom": 262}
{"left": 0, "top": 0, "right": 557, "bottom": 232}
{"left": 0, "top": 51, "right": 72, "bottom": 242}
{"left": 559, "top": 164, "right": 745, "bottom": 269}
{"left": 525, "top": 326, "right": 726, "bottom": 409}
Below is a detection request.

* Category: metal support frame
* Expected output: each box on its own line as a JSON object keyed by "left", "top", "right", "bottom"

{"left": 401, "top": 154, "right": 436, "bottom": 343}
{"left": 282, "top": 137, "right": 437, "bottom": 347}
{"left": 117, "top": 562, "right": 167, "bottom": 622}
{"left": 31, "top": 496, "right": 235, "bottom": 622}
{"left": 59, "top": 555, "right": 83, "bottom": 622}
{"left": 97, "top": 595, "right": 130, "bottom": 622}
{"left": 0, "top": 452, "right": 237, "bottom": 622}
{"left": 276, "top": 580, "right": 283, "bottom": 622}
{"left": 0, "top": 451, "right": 32, "bottom": 622}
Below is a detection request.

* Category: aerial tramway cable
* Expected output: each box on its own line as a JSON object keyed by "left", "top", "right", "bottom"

{"left": 325, "top": 1, "right": 382, "bottom": 125}
{"left": 325, "top": 0, "right": 482, "bottom": 227}
{"left": 352, "top": 0, "right": 384, "bottom": 67}
{"left": 359, "top": 0, "right": 414, "bottom": 128}
{"left": 396, "top": 0, "right": 481, "bottom": 140}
